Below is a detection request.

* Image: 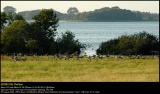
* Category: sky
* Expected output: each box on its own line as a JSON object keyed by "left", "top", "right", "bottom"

{"left": 1, "top": 1, "right": 159, "bottom": 13}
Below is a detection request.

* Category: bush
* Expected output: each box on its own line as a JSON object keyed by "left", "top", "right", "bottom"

{"left": 96, "top": 31, "right": 159, "bottom": 55}
{"left": 56, "top": 31, "right": 86, "bottom": 55}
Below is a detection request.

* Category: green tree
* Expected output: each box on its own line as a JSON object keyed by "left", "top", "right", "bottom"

{"left": 1, "top": 20, "right": 29, "bottom": 54}
{"left": 3, "top": 6, "right": 17, "bottom": 24}
{"left": 25, "top": 39, "right": 38, "bottom": 54}
{"left": 67, "top": 7, "right": 79, "bottom": 16}
{"left": 3, "top": 6, "right": 16, "bottom": 14}
{"left": 6, "top": 13, "right": 15, "bottom": 25}
{"left": 1, "top": 12, "right": 25, "bottom": 31}
{"left": 57, "top": 31, "right": 85, "bottom": 55}
{"left": 29, "top": 9, "right": 59, "bottom": 55}
{"left": 1, "top": 12, "right": 8, "bottom": 31}
{"left": 33, "top": 9, "right": 59, "bottom": 39}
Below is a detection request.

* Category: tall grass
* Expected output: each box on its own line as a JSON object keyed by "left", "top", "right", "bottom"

{"left": 1, "top": 55, "right": 159, "bottom": 82}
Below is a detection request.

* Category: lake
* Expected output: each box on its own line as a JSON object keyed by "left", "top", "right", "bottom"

{"left": 57, "top": 21, "right": 159, "bottom": 56}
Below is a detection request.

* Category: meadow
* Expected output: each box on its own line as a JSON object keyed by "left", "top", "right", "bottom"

{"left": 1, "top": 55, "right": 159, "bottom": 82}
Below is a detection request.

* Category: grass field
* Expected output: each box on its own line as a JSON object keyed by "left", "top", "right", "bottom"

{"left": 1, "top": 55, "right": 159, "bottom": 82}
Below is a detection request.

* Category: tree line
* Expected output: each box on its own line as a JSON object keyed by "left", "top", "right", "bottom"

{"left": 16, "top": 6, "right": 159, "bottom": 21}
{"left": 97, "top": 32, "right": 159, "bottom": 55}
{"left": 1, "top": 9, "right": 85, "bottom": 56}
{"left": 72, "top": 7, "right": 159, "bottom": 21}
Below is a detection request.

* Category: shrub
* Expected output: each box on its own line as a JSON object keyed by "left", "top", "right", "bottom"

{"left": 96, "top": 31, "right": 159, "bottom": 55}
{"left": 56, "top": 31, "right": 86, "bottom": 55}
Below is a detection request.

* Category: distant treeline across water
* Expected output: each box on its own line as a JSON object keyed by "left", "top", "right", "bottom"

{"left": 19, "top": 7, "right": 159, "bottom": 21}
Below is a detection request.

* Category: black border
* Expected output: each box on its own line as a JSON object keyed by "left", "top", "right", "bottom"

{"left": 1, "top": 82, "right": 160, "bottom": 93}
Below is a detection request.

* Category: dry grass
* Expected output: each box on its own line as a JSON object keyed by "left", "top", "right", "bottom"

{"left": 1, "top": 55, "right": 159, "bottom": 82}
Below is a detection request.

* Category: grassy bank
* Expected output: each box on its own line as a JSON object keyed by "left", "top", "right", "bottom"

{"left": 1, "top": 55, "right": 159, "bottom": 82}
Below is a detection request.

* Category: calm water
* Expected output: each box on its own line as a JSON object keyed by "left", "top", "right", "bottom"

{"left": 57, "top": 21, "right": 159, "bottom": 55}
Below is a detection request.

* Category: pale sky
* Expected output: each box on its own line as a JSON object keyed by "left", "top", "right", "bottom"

{"left": 1, "top": 1, "right": 159, "bottom": 13}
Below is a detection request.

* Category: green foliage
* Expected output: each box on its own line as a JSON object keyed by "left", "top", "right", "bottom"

{"left": 14, "top": 14, "right": 25, "bottom": 21}
{"left": 6, "top": 13, "right": 16, "bottom": 25}
{"left": 33, "top": 9, "right": 59, "bottom": 37}
{"left": 97, "top": 39, "right": 119, "bottom": 55}
{"left": 1, "top": 12, "right": 8, "bottom": 31}
{"left": 27, "top": 23, "right": 50, "bottom": 55}
{"left": 25, "top": 39, "right": 38, "bottom": 54}
{"left": 97, "top": 31, "right": 159, "bottom": 55}
{"left": 56, "top": 31, "right": 86, "bottom": 55}
{"left": 28, "top": 9, "right": 59, "bottom": 55}
{"left": 1, "top": 20, "right": 29, "bottom": 54}
{"left": 1, "top": 11, "right": 25, "bottom": 31}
